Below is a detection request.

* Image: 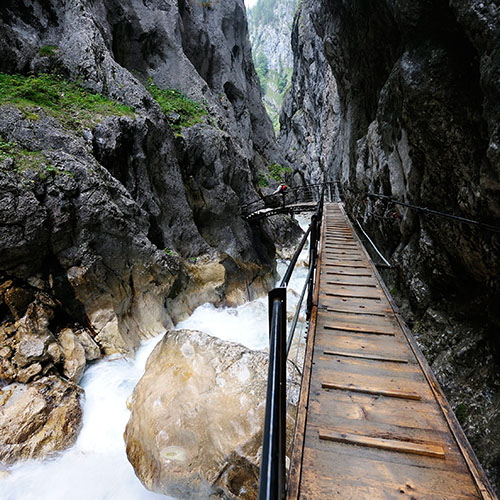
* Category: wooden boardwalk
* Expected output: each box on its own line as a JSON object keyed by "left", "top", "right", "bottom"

{"left": 288, "top": 203, "right": 496, "bottom": 500}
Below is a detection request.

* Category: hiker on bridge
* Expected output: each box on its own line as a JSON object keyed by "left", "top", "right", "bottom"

{"left": 273, "top": 183, "right": 288, "bottom": 208}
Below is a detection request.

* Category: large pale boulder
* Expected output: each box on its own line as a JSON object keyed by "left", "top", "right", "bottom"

{"left": 125, "top": 329, "right": 297, "bottom": 499}
{"left": 0, "top": 376, "right": 83, "bottom": 464}
{"left": 58, "top": 329, "right": 87, "bottom": 383}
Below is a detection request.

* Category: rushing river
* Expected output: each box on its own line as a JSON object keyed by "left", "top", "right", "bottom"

{"left": 1, "top": 217, "right": 311, "bottom": 500}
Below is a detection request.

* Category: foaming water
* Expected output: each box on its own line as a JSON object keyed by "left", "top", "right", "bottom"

{"left": 1, "top": 335, "right": 170, "bottom": 500}
{"left": 1, "top": 215, "right": 312, "bottom": 500}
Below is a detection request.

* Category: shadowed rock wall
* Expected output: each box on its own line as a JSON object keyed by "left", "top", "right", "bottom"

{"left": 280, "top": 0, "right": 500, "bottom": 489}
{"left": 0, "top": 0, "right": 292, "bottom": 362}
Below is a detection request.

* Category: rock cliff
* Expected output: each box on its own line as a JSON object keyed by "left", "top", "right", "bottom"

{"left": 0, "top": 0, "right": 296, "bottom": 462}
{"left": 278, "top": 1, "right": 338, "bottom": 185}
{"left": 247, "top": 0, "right": 297, "bottom": 130}
{"left": 280, "top": 0, "right": 500, "bottom": 490}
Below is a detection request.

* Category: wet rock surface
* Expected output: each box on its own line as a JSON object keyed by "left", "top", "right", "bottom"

{"left": 0, "top": 0, "right": 294, "bottom": 363}
{"left": 0, "top": 0, "right": 303, "bottom": 472}
{"left": 125, "top": 329, "right": 298, "bottom": 499}
{"left": 0, "top": 376, "right": 83, "bottom": 464}
{"left": 280, "top": 0, "right": 500, "bottom": 490}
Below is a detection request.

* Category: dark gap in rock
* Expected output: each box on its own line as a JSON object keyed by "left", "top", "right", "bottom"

{"left": 179, "top": 11, "right": 215, "bottom": 86}
{"left": 224, "top": 81, "right": 245, "bottom": 118}
{"left": 44, "top": 255, "right": 87, "bottom": 329}
{"left": 111, "top": 20, "right": 149, "bottom": 78}
{"left": 147, "top": 214, "right": 165, "bottom": 250}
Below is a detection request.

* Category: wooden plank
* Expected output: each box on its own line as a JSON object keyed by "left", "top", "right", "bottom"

{"left": 322, "top": 264, "right": 371, "bottom": 270}
{"left": 321, "top": 381, "right": 422, "bottom": 400}
{"left": 310, "top": 390, "right": 452, "bottom": 436}
{"left": 323, "top": 350, "right": 408, "bottom": 363}
{"left": 299, "top": 447, "right": 482, "bottom": 499}
{"left": 319, "top": 429, "right": 445, "bottom": 458}
{"left": 325, "top": 291, "right": 381, "bottom": 300}
{"left": 323, "top": 324, "right": 396, "bottom": 336}
{"left": 325, "top": 307, "right": 386, "bottom": 317}
{"left": 324, "top": 271, "right": 373, "bottom": 277}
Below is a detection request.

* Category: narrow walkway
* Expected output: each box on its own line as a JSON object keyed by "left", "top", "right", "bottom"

{"left": 288, "top": 203, "right": 495, "bottom": 499}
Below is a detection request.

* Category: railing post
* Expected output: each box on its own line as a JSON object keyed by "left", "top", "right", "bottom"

{"left": 307, "top": 214, "right": 318, "bottom": 318}
{"left": 259, "top": 287, "right": 287, "bottom": 500}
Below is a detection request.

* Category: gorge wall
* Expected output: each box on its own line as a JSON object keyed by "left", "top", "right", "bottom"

{"left": 0, "top": 0, "right": 301, "bottom": 463}
{"left": 281, "top": 0, "right": 500, "bottom": 490}
{"left": 247, "top": 0, "right": 297, "bottom": 130}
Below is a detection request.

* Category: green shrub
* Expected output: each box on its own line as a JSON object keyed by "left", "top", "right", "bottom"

{"left": 257, "top": 174, "right": 269, "bottom": 188}
{"left": 38, "top": 45, "right": 58, "bottom": 57}
{"left": 267, "top": 163, "right": 292, "bottom": 182}
{"left": 0, "top": 73, "right": 134, "bottom": 129}
{"left": 146, "top": 80, "right": 207, "bottom": 134}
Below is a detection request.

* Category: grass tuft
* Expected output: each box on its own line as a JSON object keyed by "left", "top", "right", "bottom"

{"left": 38, "top": 45, "right": 59, "bottom": 57}
{"left": 146, "top": 79, "right": 207, "bottom": 134}
{"left": 0, "top": 137, "right": 73, "bottom": 180}
{"left": 0, "top": 73, "right": 135, "bottom": 129}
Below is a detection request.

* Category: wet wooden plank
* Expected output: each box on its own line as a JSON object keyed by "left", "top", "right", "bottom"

{"left": 289, "top": 203, "right": 490, "bottom": 500}
{"left": 321, "top": 381, "right": 422, "bottom": 400}
{"left": 323, "top": 349, "right": 408, "bottom": 363}
{"left": 319, "top": 429, "right": 445, "bottom": 458}
{"left": 322, "top": 323, "right": 396, "bottom": 336}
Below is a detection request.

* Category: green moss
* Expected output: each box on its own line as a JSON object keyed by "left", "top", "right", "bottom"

{"left": 0, "top": 73, "right": 134, "bottom": 129}
{"left": 38, "top": 45, "right": 58, "bottom": 57}
{"left": 146, "top": 80, "right": 207, "bottom": 134}
{"left": 0, "top": 137, "right": 72, "bottom": 179}
{"left": 257, "top": 174, "right": 269, "bottom": 188}
{"left": 268, "top": 163, "right": 292, "bottom": 182}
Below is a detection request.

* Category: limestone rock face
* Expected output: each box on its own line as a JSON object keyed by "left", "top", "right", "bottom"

{"left": 0, "top": 376, "right": 83, "bottom": 464}
{"left": 125, "top": 329, "right": 296, "bottom": 499}
{"left": 280, "top": 0, "right": 500, "bottom": 489}
{"left": 0, "top": 0, "right": 296, "bottom": 359}
{"left": 279, "top": 0, "right": 338, "bottom": 185}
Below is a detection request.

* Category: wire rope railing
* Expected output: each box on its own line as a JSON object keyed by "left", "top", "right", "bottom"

{"left": 341, "top": 185, "right": 500, "bottom": 235}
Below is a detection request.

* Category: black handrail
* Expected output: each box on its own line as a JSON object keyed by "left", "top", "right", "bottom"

{"left": 280, "top": 225, "right": 311, "bottom": 288}
{"left": 258, "top": 188, "right": 324, "bottom": 500}
{"left": 242, "top": 181, "right": 335, "bottom": 219}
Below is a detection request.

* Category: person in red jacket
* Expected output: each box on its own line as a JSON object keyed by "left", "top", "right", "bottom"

{"left": 273, "top": 183, "right": 288, "bottom": 207}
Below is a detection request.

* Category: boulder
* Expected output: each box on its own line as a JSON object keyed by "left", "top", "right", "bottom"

{"left": 3, "top": 286, "right": 34, "bottom": 320}
{"left": 58, "top": 328, "right": 86, "bottom": 383}
{"left": 12, "top": 301, "right": 57, "bottom": 369}
{"left": 74, "top": 328, "right": 101, "bottom": 361}
{"left": 125, "top": 329, "right": 297, "bottom": 499}
{"left": 0, "top": 376, "right": 83, "bottom": 464}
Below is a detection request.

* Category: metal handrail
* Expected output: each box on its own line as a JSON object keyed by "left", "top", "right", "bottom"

{"left": 258, "top": 188, "right": 324, "bottom": 500}
{"left": 242, "top": 181, "right": 335, "bottom": 218}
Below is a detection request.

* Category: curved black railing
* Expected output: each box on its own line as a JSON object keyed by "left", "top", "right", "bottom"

{"left": 243, "top": 182, "right": 335, "bottom": 221}
{"left": 258, "top": 189, "right": 324, "bottom": 500}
